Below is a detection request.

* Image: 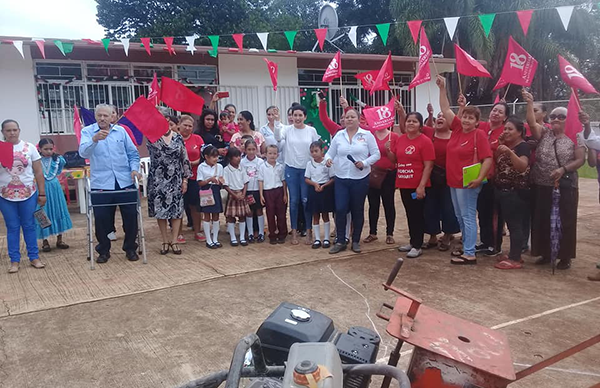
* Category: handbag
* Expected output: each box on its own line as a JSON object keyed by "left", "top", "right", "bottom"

{"left": 199, "top": 188, "right": 216, "bottom": 207}
{"left": 369, "top": 165, "right": 388, "bottom": 189}
{"left": 553, "top": 140, "right": 573, "bottom": 189}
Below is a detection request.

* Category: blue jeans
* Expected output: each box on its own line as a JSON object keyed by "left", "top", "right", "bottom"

{"left": 285, "top": 165, "right": 311, "bottom": 230}
{"left": 0, "top": 193, "right": 39, "bottom": 263}
{"left": 424, "top": 184, "right": 460, "bottom": 236}
{"left": 450, "top": 186, "right": 482, "bottom": 256}
{"left": 335, "top": 176, "right": 370, "bottom": 243}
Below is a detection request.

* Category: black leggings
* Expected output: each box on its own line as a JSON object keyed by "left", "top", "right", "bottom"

{"left": 400, "top": 189, "right": 426, "bottom": 249}
{"left": 367, "top": 170, "right": 396, "bottom": 236}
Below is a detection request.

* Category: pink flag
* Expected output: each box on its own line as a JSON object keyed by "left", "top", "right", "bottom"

{"left": 123, "top": 97, "right": 169, "bottom": 143}
{"left": 409, "top": 27, "right": 432, "bottom": 90}
{"left": 516, "top": 10, "right": 534, "bottom": 36}
{"left": 370, "top": 52, "right": 394, "bottom": 95}
{"left": 493, "top": 36, "right": 538, "bottom": 90}
{"left": 0, "top": 142, "right": 14, "bottom": 169}
{"left": 355, "top": 70, "right": 390, "bottom": 91}
{"left": 232, "top": 34, "right": 244, "bottom": 51}
{"left": 363, "top": 98, "right": 396, "bottom": 131}
{"left": 263, "top": 58, "right": 278, "bottom": 91}
{"left": 140, "top": 38, "right": 152, "bottom": 56}
{"left": 73, "top": 105, "right": 82, "bottom": 143}
{"left": 314, "top": 28, "right": 327, "bottom": 51}
{"left": 407, "top": 20, "right": 422, "bottom": 44}
{"left": 454, "top": 44, "right": 491, "bottom": 78}
{"left": 148, "top": 73, "right": 160, "bottom": 105}
{"left": 322, "top": 51, "right": 342, "bottom": 83}
{"left": 163, "top": 37, "right": 175, "bottom": 55}
{"left": 565, "top": 89, "right": 582, "bottom": 144}
{"left": 494, "top": 94, "right": 500, "bottom": 104}
{"left": 34, "top": 40, "right": 46, "bottom": 59}
{"left": 558, "top": 55, "right": 599, "bottom": 95}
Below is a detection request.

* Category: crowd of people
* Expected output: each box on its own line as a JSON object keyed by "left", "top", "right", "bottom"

{"left": 1, "top": 77, "right": 599, "bottom": 281}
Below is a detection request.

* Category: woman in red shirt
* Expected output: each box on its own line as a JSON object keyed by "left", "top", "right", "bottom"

{"left": 387, "top": 112, "right": 435, "bottom": 258}
{"left": 179, "top": 115, "right": 205, "bottom": 242}
{"left": 437, "top": 75, "right": 492, "bottom": 264}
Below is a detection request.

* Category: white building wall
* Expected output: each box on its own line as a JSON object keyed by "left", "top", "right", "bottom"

{"left": 218, "top": 54, "right": 298, "bottom": 125}
{"left": 414, "top": 62, "right": 455, "bottom": 117}
{"left": 0, "top": 45, "right": 40, "bottom": 144}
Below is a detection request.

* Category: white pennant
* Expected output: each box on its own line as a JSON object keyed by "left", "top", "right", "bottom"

{"left": 185, "top": 35, "right": 197, "bottom": 55}
{"left": 444, "top": 17, "right": 460, "bottom": 40}
{"left": 13, "top": 41, "right": 24, "bottom": 59}
{"left": 348, "top": 26, "right": 358, "bottom": 48}
{"left": 556, "top": 5, "right": 574, "bottom": 31}
{"left": 257, "top": 32, "right": 269, "bottom": 51}
{"left": 120, "top": 38, "right": 130, "bottom": 56}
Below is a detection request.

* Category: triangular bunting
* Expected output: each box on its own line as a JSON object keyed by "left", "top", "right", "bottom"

{"left": 140, "top": 38, "right": 152, "bottom": 56}
{"left": 406, "top": 20, "right": 422, "bottom": 44}
{"left": 185, "top": 35, "right": 197, "bottom": 55}
{"left": 12, "top": 41, "right": 24, "bottom": 59}
{"left": 208, "top": 35, "right": 219, "bottom": 57}
{"left": 314, "top": 28, "right": 327, "bottom": 50}
{"left": 232, "top": 33, "right": 244, "bottom": 51}
{"left": 163, "top": 37, "right": 175, "bottom": 55}
{"left": 348, "top": 26, "right": 358, "bottom": 48}
{"left": 32, "top": 38, "right": 45, "bottom": 59}
{"left": 478, "top": 13, "right": 496, "bottom": 37}
{"left": 284, "top": 31, "right": 297, "bottom": 50}
{"left": 376, "top": 23, "right": 391, "bottom": 46}
{"left": 257, "top": 32, "right": 269, "bottom": 51}
{"left": 444, "top": 17, "right": 460, "bottom": 40}
{"left": 101, "top": 38, "right": 110, "bottom": 54}
{"left": 516, "top": 10, "right": 534, "bottom": 36}
{"left": 54, "top": 40, "right": 73, "bottom": 56}
{"left": 556, "top": 5, "right": 575, "bottom": 31}
{"left": 120, "top": 38, "right": 130, "bottom": 56}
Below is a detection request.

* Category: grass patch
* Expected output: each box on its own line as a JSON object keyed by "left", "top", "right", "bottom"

{"left": 578, "top": 164, "right": 598, "bottom": 180}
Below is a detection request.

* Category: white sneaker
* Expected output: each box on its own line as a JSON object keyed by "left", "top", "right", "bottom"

{"left": 107, "top": 231, "right": 117, "bottom": 241}
{"left": 407, "top": 248, "right": 422, "bottom": 258}
{"left": 398, "top": 244, "right": 412, "bottom": 252}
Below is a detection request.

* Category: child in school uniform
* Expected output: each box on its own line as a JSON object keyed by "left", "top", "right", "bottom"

{"left": 223, "top": 147, "right": 251, "bottom": 246}
{"left": 197, "top": 145, "right": 224, "bottom": 249}
{"left": 259, "top": 145, "right": 288, "bottom": 244}
{"left": 241, "top": 139, "right": 266, "bottom": 242}
{"left": 304, "top": 140, "right": 335, "bottom": 249}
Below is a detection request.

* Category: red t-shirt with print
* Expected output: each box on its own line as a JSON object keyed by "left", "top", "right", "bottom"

{"left": 184, "top": 134, "right": 204, "bottom": 180}
{"left": 391, "top": 133, "right": 435, "bottom": 189}
{"left": 477, "top": 121, "right": 504, "bottom": 178}
{"left": 446, "top": 117, "right": 493, "bottom": 188}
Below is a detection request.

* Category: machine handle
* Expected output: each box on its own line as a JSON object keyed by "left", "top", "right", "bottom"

{"left": 384, "top": 259, "right": 404, "bottom": 288}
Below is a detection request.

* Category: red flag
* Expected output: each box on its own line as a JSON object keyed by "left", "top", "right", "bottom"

{"left": 409, "top": 28, "right": 432, "bottom": 90}
{"left": 163, "top": 37, "right": 175, "bottom": 55}
{"left": 493, "top": 36, "right": 538, "bottom": 90}
{"left": 123, "top": 96, "right": 169, "bottom": 143}
{"left": 160, "top": 77, "right": 206, "bottom": 115}
{"left": 370, "top": 52, "right": 394, "bottom": 95}
{"left": 407, "top": 20, "right": 422, "bottom": 44}
{"left": 263, "top": 58, "right": 278, "bottom": 91}
{"left": 363, "top": 98, "right": 396, "bottom": 131}
{"left": 516, "top": 10, "right": 534, "bottom": 36}
{"left": 148, "top": 73, "right": 160, "bottom": 105}
{"left": 355, "top": 70, "right": 390, "bottom": 91}
{"left": 314, "top": 28, "right": 327, "bottom": 51}
{"left": 34, "top": 40, "right": 45, "bottom": 59}
{"left": 82, "top": 39, "right": 102, "bottom": 45}
{"left": 232, "top": 34, "right": 244, "bottom": 51}
{"left": 454, "top": 44, "right": 491, "bottom": 78}
{"left": 73, "top": 105, "right": 82, "bottom": 143}
{"left": 558, "top": 55, "right": 599, "bottom": 95}
{"left": 322, "top": 51, "right": 342, "bottom": 83}
{"left": 494, "top": 94, "right": 500, "bottom": 104}
{"left": 140, "top": 38, "right": 152, "bottom": 56}
{"left": 565, "top": 90, "right": 582, "bottom": 144}
{"left": 0, "top": 142, "right": 14, "bottom": 169}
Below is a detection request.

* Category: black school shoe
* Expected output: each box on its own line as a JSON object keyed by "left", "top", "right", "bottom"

{"left": 269, "top": 238, "right": 277, "bottom": 245}
{"left": 312, "top": 240, "right": 321, "bottom": 249}
{"left": 322, "top": 240, "right": 331, "bottom": 249}
{"left": 257, "top": 234, "right": 265, "bottom": 243}
{"left": 277, "top": 237, "right": 286, "bottom": 244}
{"left": 126, "top": 251, "right": 139, "bottom": 261}
{"left": 97, "top": 254, "right": 110, "bottom": 263}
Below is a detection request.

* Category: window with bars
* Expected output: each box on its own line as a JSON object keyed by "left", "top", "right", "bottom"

{"left": 177, "top": 65, "right": 217, "bottom": 84}
{"left": 132, "top": 65, "right": 173, "bottom": 82}
{"left": 35, "top": 62, "right": 82, "bottom": 80}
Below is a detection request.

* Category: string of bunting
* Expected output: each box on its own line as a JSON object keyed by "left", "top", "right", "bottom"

{"left": 2, "top": 3, "right": 596, "bottom": 59}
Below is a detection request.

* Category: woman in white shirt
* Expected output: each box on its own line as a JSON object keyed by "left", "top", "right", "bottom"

{"left": 274, "top": 105, "right": 321, "bottom": 245}
{"left": 325, "top": 109, "right": 380, "bottom": 254}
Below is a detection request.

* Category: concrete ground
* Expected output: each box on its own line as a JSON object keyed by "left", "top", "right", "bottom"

{"left": 0, "top": 180, "right": 599, "bottom": 388}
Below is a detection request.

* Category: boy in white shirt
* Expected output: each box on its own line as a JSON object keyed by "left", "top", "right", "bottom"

{"left": 259, "top": 145, "right": 288, "bottom": 244}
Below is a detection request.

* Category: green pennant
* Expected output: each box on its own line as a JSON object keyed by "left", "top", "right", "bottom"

{"left": 101, "top": 38, "right": 110, "bottom": 54}
{"left": 54, "top": 40, "right": 73, "bottom": 56}
{"left": 63, "top": 43, "right": 74, "bottom": 54}
{"left": 479, "top": 13, "right": 496, "bottom": 37}
{"left": 284, "top": 31, "right": 297, "bottom": 50}
{"left": 376, "top": 23, "right": 391, "bottom": 46}
{"left": 208, "top": 35, "right": 219, "bottom": 57}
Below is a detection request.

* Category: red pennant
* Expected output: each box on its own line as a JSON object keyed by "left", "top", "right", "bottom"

{"left": 409, "top": 27, "right": 432, "bottom": 90}
{"left": 370, "top": 52, "right": 394, "bottom": 95}
{"left": 494, "top": 94, "right": 500, "bottom": 104}
{"left": 493, "top": 36, "right": 538, "bottom": 90}
{"left": 0, "top": 141, "right": 14, "bottom": 169}
{"left": 73, "top": 105, "right": 82, "bottom": 143}
{"left": 363, "top": 98, "right": 396, "bottom": 131}
{"left": 123, "top": 96, "right": 169, "bottom": 143}
{"left": 565, "top": 90, "right": 582, "bottom": 144}
{"left": 314, "top": 28, "right": 327, "bottom": 51}
{"left": 263, "top": 58, "right": 278, "bottom": 91}
{"left": 82, "top": 39, "right": 102, "bottom": 45}
{"left": 140, "top": 38, "right": 152, "bottom": 56}
{"left": 322, "top": 51, "right": 342, "bottom": 83}
{"left": 34, "top": 40, "right": 45, "bottom": 59}
{"left": 160, "top": 77, "right": 206, "bottom": 114}
{"left": 516, "top": 10, "right": 534, "bottom": 36}
{"left": 232, "top": 34, "right": 244, "bottom": 51}
{"left": 355, "top": 70, "right": 390, "bottom": 91}
{"left": 407, "top": 20, "right": 423, "bottom": 44}
{"left": 148, "top": 73, "right": 161, "bottom": 105}
{"left": 558, "top": 55, "right": 599, "bottom": 95}
{"left": 454, "top": 44, "right": 491, "bottom": 78}
{"left": 163, "top": 37, "right": 175, "bottom": 55}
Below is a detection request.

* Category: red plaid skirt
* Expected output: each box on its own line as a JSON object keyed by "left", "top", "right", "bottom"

{"left": 225, "top": 190, "right": 252, "bottom": 218}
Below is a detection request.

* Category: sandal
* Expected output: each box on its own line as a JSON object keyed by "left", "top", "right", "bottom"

{"left": 160, "top": 243, "right": 169, "bottom": 255}
{"left": 451, "top": 249, "right": 464, "bottom": 257}
{"left": 56, "top": 241, "right": 70, "bottom": 249}
{"left": 495, "top": 260, "right": 523, "bottom": 270}
{"left": 170, "top": 243, "right": 182, "bottom": 255}
{"left": 42, "top": 241, "right": 51, "bottom": 252}
{"left": 291, "top": 230, "right": 299, "bottom": 245}
{"left": 422, "top": 241, "right": 438, "bottom": 250}
{"left": 363, "top": 235, "right": 378, "bottom": 243}
{"left": 438, "top": 242, "right": 451, "bottom": 251}
{"left": 451, "top": 256, "right": 477, "bottom": 265}
{"left": 385, "top": 236, "right": 395, "bottom": 244}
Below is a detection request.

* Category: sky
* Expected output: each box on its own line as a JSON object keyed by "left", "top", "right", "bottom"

{"left": 0, "top": 0, "right": 105, "bottom": 40}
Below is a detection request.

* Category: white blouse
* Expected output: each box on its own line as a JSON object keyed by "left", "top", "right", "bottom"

{"left": 325, "top": 128, "right": 380, "bottom": 180}
{"left": 274, "top": 124, "right": 321, "bottom": 169}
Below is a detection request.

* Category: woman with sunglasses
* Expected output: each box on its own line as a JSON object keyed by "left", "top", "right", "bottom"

{"left": 522, "top": 90, "right": 586, "bottom": 270}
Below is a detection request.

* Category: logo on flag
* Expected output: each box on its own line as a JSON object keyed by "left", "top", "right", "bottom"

{"left": 322, "top": 51, "right": 342, "bottom": 83}
{"left": 355, "top": 71, "right": 390, "bottom": 91}
{"left": 558, "top": 55, "right": 599, "bottom": 95}
{"left": 493, "top": 36, "right": 538, "bottom": 90}
{"left": 409, "top": 28, "right": 432, "bottom": 90}
{"left": 148, "top": 73, "right": 160, "bottom": 105}
{"left": 263, "top": 58, "right": 278, "bottom": 91}
{"left": 363, "top": 98, "right": 396, "bottom": 131}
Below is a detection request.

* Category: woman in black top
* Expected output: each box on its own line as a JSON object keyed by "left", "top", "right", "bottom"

{"left": 196, "top": 109, "right": 228, "bottom": 164}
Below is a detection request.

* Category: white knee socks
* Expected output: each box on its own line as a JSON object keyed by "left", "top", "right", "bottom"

{"left": 238, "top": 222, "right": 246, "bottom": 242}
{"left": 245, "top": 217, "right": 254, "bottom": 237}
{"left": 211, "top": 221, "right": 220, "bottom": 243}
{"left": 227, "top": 223, "right": 237, "bottom": 243}
{"left": 324, "top": 222, "right": 331, "bottom": 242}
{"left": 203, "top": 221, "right": 213, "bottom": 245}
{"left": 257, "top": 215, "right": 265, "bottom": 236}
{"left": 313, "top": 224, "right": 321, "bottom": 242}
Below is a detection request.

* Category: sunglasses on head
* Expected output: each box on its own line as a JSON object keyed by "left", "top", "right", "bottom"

{"left": 549, "top": 114, "right": 567, "bottom": 121}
